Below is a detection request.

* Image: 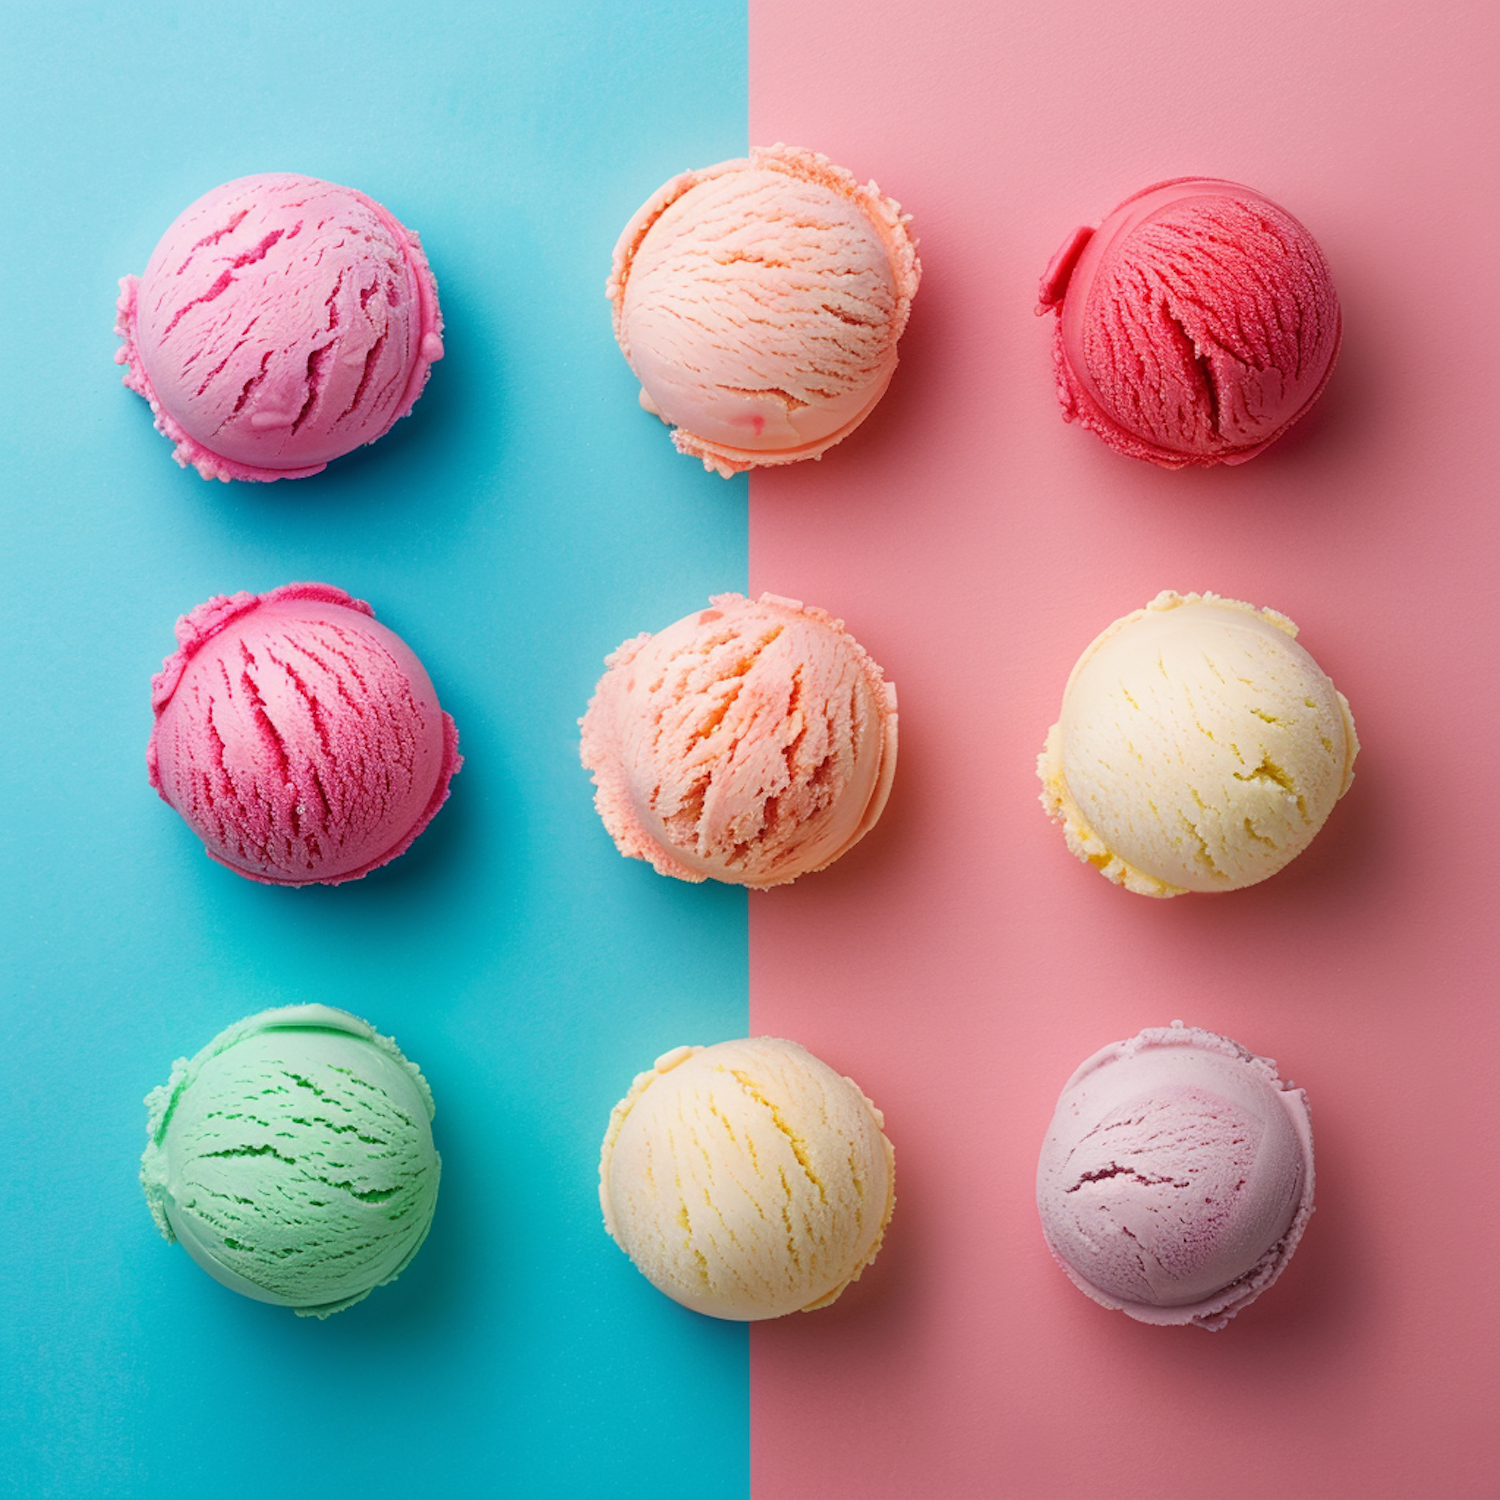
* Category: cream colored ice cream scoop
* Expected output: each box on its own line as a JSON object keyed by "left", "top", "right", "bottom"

{"left": 599, "top": 1038, "right": 895, "bottom": 1320}
{"left": 1038, "top": 591, "right": 1358, "bottom": 895}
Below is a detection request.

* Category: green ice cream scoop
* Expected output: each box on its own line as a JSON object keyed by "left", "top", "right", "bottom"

{"left": 141, "top": 1004, "right": 440, "bottom": 1318}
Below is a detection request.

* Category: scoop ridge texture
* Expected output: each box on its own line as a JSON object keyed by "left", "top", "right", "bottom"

{"left": 115, "top": 173, "right": 443, "bottom": 481}
{"left": 579, "top": 592, "right": 897, "bottom": 888}
{"left": 148, "top": 582, "right": 461, "bottom": 886}
{"left": 141, "top": 1004, "right": 440, "bottom": 1318}
{"left": 1036, "top": 1024, "right": 1314, "bottom": 1330}
{"left": 1038, "top": 591, "right": 1357, "bottom": 895}
{"left": 599, "top": 1039, "right": 895, "bottom": 1320}
{"left": 609, "top": 144, "right": 920, "bottom": 475}
{"left": 1039, "top": 178, "right": 1339, "bottom": 467}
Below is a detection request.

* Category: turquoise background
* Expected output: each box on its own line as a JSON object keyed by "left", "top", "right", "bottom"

{"left": 0, "top": 3, "right": 749, "bottom": 1496}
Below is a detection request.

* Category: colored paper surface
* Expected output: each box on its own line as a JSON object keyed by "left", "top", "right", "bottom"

{"left": 4, "top": 1, "right": 1499, "bottom": 1498}
{"left": 0, "top": 4, "right": 748, "bottom": 1497}
{"left": 749, "top": 3, "right": 1499, "bottom": 1498}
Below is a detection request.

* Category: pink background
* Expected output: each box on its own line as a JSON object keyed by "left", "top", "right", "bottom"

{"left": 748, "top": 4, "right": 1499, "bottom": 1497}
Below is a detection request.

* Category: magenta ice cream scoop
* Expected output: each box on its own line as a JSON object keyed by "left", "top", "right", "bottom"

{"left": 1036, "top": 1023, "right": 1314, "bottom": 1330}
{"left": 115, "top": 174, "right": 444, "bottom": 481}
{"left": 148, "top": 583, "right": 461, "bottom": 885}
{"left": 1038, "top": 178, "right": 1340, "bottom": 468}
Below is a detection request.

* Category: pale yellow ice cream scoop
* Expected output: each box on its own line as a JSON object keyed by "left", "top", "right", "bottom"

{"left": 1038, "top": 591, "right": 1358, "bottom": 896}
{"left": 599, "top": 1038, "right": 895, "bottom": 1320}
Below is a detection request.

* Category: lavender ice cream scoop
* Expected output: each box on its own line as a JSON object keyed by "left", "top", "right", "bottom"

{"left": 1036, "top": 1023, "right": 1314, "bottom": 1331}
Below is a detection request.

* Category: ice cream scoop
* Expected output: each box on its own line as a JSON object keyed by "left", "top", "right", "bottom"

{"left": 600, "top": 1038, "right": 895, "bottom": 1320}
{"left": 580, "top": 592, "right": 897, "bottom": 888}
{"left": 608, "top": 144, "right": 920, "bottom": 476}
{"left": 149, "top": 582, "right": 461, "bottom": 885}
{"left": 115, "top": 173, "right": 443, "bottom": 481}
{"left": 141, "top": 1004, "right": 440, "bottom": 1318}
{"left": 1038, "top": 591, "right": 1357, "bottom": 896}
{"left": 1038, "top": 178, "right": 1339, "bottom": 467}
{"left": 1036, "top": 1023, "right": 1314, "bottom": 1330}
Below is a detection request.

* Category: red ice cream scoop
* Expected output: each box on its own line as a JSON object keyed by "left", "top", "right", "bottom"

{"left": 1038, "top": 178, "right": 1340, "bottom": 468}
{"left": 148, "top": 583, "right": 461, "bottom": 885}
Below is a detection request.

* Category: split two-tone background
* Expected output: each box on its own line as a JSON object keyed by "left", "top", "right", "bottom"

{"left": 3, "top": 3, "right": 1496, "bottom": 1496}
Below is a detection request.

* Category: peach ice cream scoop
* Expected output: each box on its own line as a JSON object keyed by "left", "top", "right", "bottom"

{"left": 1038, "top": 178, "right": 1339, "bottom": 468}
{"left": 608, "top": 144, "right": 920, "bottom": 476}
{"left": 116, "top": 173, "right": 443, "bottom": 482}
{"left": 579, "top": 593, "right": 897, "bottom": 888}
{"left": 149, "top": 583, "right": 460, "bottom": 885}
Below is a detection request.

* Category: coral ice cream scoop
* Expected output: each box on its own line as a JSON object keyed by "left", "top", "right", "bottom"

{"left": 1038, "top": 178, "right": 1339, "bottom": 467}
{"left": 141, "top": 1005, "right": 440, "bottom": 1317}
{"left": 600, "top": 1038, "right": 895, "bottom": 1320}
{"left": 579, "top": 592, "right": 897, "bottom": 888}
{"left": 608, "top": 144, "right": 920, "bottom": 476}
{"left": 148, "top": 583, "right": 461, "bottom": 885}
{"left": 1036, "top": 1023, "right": 1314, "bottom": 1331}
{"left": 1038, "top": 591, "right": 1357, "bottom": 896}
{"left": 115, "top": 173, "right": 443, "bottom": 481}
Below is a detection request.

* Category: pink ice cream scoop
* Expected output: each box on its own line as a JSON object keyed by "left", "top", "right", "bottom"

{"left": 1036, "top": 1024, "right": 1314, "bottom": 1331}
{"left": 1037, "top": 178, "right": 1340, "bottom": 468}
{"left": 579, "top": 593, "right": 897, "bottom": 888}
{"left": 608, "top": 144, "right": 920, "bottom": 477}
{"left": 115, "top": 174, "right": 444, "bottom": 482}
{"left": 148, "top": 583, "right": 461, "bottom": 885}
